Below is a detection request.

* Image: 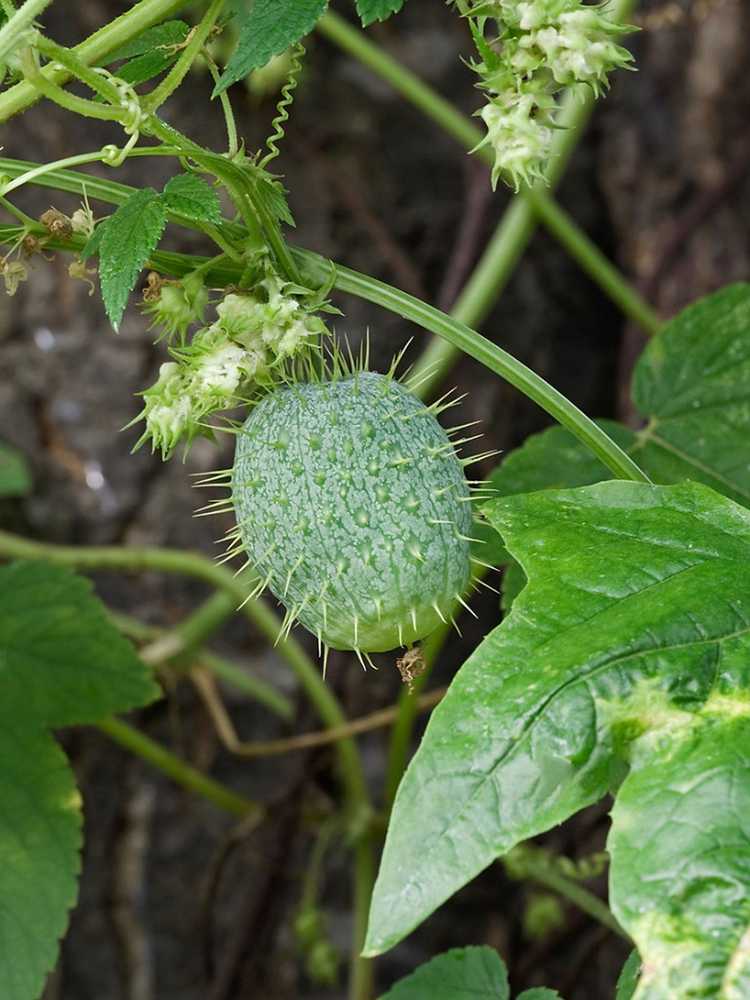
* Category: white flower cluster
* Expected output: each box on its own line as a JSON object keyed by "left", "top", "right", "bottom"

{"left": 136, "top": 277, "right": 328, "bottom": 458}
{"left": 466, "top": 0, "right": 633, "bottom": 189}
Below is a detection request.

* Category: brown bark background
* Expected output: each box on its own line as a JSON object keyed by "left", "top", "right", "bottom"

{"left": 1, "top": 1, "right": 748, "bottom": 997}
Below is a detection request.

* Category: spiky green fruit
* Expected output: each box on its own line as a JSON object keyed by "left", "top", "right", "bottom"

{"left": 231, "top": 372, "right": 473, "bottom": 653}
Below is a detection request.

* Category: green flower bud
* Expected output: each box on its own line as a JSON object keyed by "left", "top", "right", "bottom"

{"left": 479, "top": 88, "right": 556, "bottom": 190}
{"left": 142, "top": 273, "right": 209, "bottom": 344}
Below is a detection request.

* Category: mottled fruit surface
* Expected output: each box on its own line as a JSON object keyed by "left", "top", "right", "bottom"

{"left": 232, "top": 372, "right": 472, "bottom": 652}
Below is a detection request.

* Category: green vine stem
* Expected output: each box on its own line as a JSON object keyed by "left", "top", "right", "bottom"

{"left": 109, "top": 608, "right": 294, "bottom": 721}
{"left": 503, "top": 845, "right": 629, "bottom": 940}
{"left": 318, "top": 1, "right": 657, "bottom": 396}
{"left": 1, "top": 219, "right": 649, "bottom": 485}
{"left": 0, "top": 0, "right": 189, "bottom": 121}
{"left": 108, "top": 591, "right": 294, "bottom": 722}
{"left": 0, "top": 528, "right": 374, "bottom": 999}
{"left": 0, "top": 0, "right": 51, "bottom": 63}
{"left": 297, "top": 250, "right": 650, "bottom": 484}
{"left": 97, "top": 716, "right": 262, "bottom": 819}
{"left": 34, "top": 34, "right": 125, "bottom": 105}
{"left": 525, "top": 189, "right": 661, "bottom": 337}
{"left": 0, "top": 529, "right": 367, "bottom": 807}
{"left": 19, "top": 47, "right": 133, "bottom": 124}
{"left": 142, "top": 0, "right": 224, "bottom": 114}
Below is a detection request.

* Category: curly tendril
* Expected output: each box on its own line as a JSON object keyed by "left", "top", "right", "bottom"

{"left": 259, "top": 42, "right": 306, "bottom": 169}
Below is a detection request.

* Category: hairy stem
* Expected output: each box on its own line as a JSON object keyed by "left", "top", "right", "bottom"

{"left": 143, "top": 0, "right": 224, "bottom": 113}
{"left": 0, "top": 0, "right": 190, "bottom": 121}
{"left": 0, "top": 0, "right": 51, "bottom": 62}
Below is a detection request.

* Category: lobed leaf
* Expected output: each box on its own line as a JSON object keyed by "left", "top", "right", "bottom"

{"left": 0, "top": 561, "right": 159, "bottom": 726}
{"left": 610, "top": 718, "right": 750, "bottom": 999}
{"left": 253, "top": 173, "right": 295, "bottom": 228}
{"left": 214, "top": 0, "right": 327, "bottom": 96}
{"left": 0, "top": 561, "right": 157, "bottom": 1000}
{"left": 355, "top": 0, "right": 407, "bottom": 27}
{"left": 162, "top": 173, "right": 222, "bottom": 224}
{"left": 380, "top": 946, "right": 509, "bottom": 999}
{"left": 98, "top": 187, "right": 167, "bottom": 330}
{"left": 365, "top": 481, "right": 750, "bottom": 954}
{"left": 631, "top": 283, "right": 750, "bottom": 508}
{"left": 486, "top": 285, "right": 750, "bottom": 515}
{"left": 0, "top": 726, "right": 81, "bottom": 1000}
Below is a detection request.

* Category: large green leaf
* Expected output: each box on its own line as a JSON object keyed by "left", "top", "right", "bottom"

{"left": 214, "top": 0, "right": 327, "bottom": 95}
{"left": 610, "top": 718, "right": 750, "bottom": 999}
{"left": 489, "top": 420, "right": 634, "bottom": 500}
{"left": 98, "top": 187, "right": 167, "bottom": 330}
{"left": 486, "top": 285, "right": 750, "bottom": 516}
{"left": 0, "top": 726, "right": 81, "bottom": 1000}
{"left": 0, "top": 561, "right": 159, "bottom": 726}
{"left": 0, "top": 562, "right": 158, "bottom": 999}
{"left": 380, "top": 946, "right": 509, "bottom": 999}
{"left": 365, "top": 481, "right": 750, "bottom": 955}
{"left": 630, "top": 284, "right": 750, "bottom": 507}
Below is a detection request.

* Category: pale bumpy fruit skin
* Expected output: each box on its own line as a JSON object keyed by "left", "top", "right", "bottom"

{"left": 231, "top": 372, "right": 472, "bottom": 652}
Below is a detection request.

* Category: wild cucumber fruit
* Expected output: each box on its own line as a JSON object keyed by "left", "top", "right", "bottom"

{"left": 228, "top": 371, "right": 473, "bottom": 657}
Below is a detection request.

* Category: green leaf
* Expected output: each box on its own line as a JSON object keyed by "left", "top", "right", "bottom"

{"left": 365, "top": 481, "right": 750, "bottom": 954}
{"left": 609, "top": 719, "right": 750, "bottom": 999}
{"left": 80, "top": 219, "right": 106, "bottom": 262}
{"left": 98, "top": 188, "right": 167, "bottom": 330}
{"left": 484, "top": 420, "right": 636, "bottom": 570}
{"left": 488, "top": 285, "right": 750, "bottom": 515}
{"left": 629, "top": 283, "right": 750, "bottom": 508}
{"left": 0, "top": 726, "right": 81, "bottom": 1000}
{"left": 214, "top": 0, "right": 327, "bottom": 95}
{"left": 0, "top": 561, "right": 158, "bottom": 1000}
{"left": 489, "top": 420, "right": 634, "bottom": 500}
{"left": 254, "top": 173, "right": 295, "bottom": 228}
{"left": 162, "top": 173, "right": 222, "bottom": 224}
{"left": 517, "top": 991, "right": 563, "bottom": 1000}
{"left": 615, "top": 952, "right": 641, "bottom": 1000}
{"left": 355, "top": 0, "right": 407, "bottom": 26}
{"left": 0, "top": 442, "right": 31, "bottom": 497}
{"left": 106, "top": 19, "right": 190, "bottom": 61}
{"left": 0, "top": 561, "right": 159, "bottom": 726}
{"left": 500, "top": 559, "right": 525, "bottom": 613}
{"left": 113, "top": 50, "right": 179, "bottom": 88}
{"left": 380, "top": 946, "right": 509, "bottom": 999}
